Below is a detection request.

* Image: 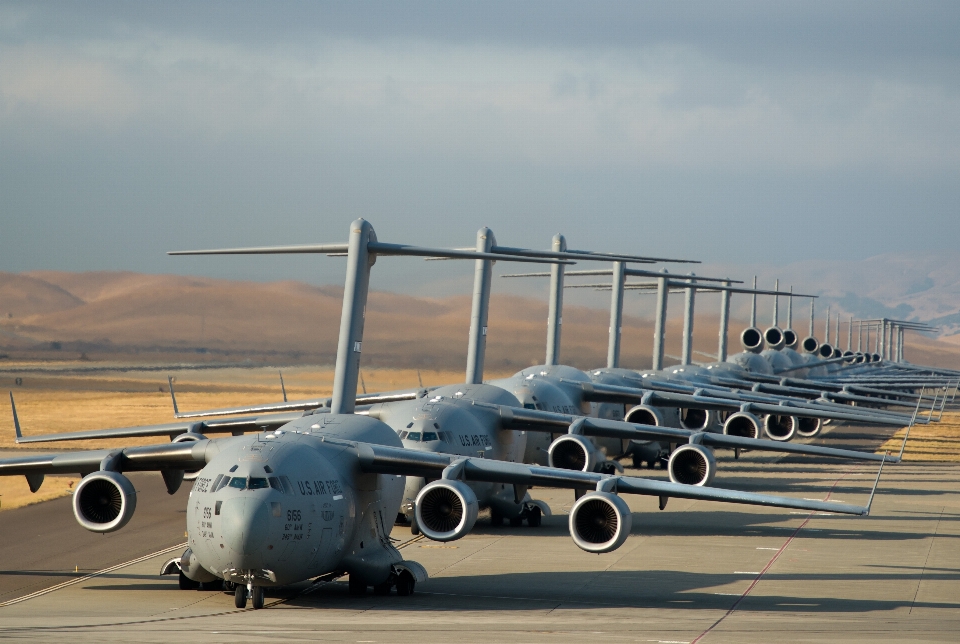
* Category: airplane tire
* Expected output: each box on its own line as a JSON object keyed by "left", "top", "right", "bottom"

{"left": 395, "top": 571, "right": 415, "bottom": 597}
{"left": 223, "top": 580, "right": 236, "bottom": 593}
{"left": 234, "top": 585, "right": 247, "bottom": 609}
{"left": 251, "top": 585, "right": 264, "bottom": 610}
{"left": 526, "top": 506, "right": 542, "bottom": 527}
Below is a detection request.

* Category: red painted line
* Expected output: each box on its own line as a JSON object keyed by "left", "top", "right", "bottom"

{"left": 690, "top": 472, "right": 852, "bottom": 644}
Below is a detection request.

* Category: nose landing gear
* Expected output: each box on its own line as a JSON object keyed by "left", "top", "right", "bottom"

{"left": 235, "top": 583, "right": 265, "bottom": 609}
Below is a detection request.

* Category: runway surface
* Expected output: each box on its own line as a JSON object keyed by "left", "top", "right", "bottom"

{"left": 1, "top": 424, "right": 958, "bottom": 643}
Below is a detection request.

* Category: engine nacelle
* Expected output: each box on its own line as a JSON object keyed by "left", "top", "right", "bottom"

{"left": 740, "top": 327, "right": 763, "bottom": 353}
{"left": 763, "top": 414, "right": 797, "bottom": 441}
{"left": 72, "top": 471, "right": 137, "bottom": 533}
{"left": 414, "top": 480, "right": 479, "bottom": 542}
{"left": 872, "top": 352, "right": 881, "bottom": 362}
{"left": 796, "top": 416, "right": 822, "bottom": 438}
{"left": 832, "top": 347, "right": 843, "bottom": 359}
{"left": 569, "top": 491, "right": 632, "bottom": 554}
{"left": 763, "top": 327, "right": 785, "bottom": 350}
{"left": 783, "top": 329, "right": 798, "bottom": 349}
{"left": 548, "top": 434, "right": 598, "bottom": 472}
{"left": 172, "top": 432, "right": 207, "bottom": 481}
{"left": 624, "top": 404, "right": 663, "bottom": 427}
{"left": 818, "top": 343, "right": 834, "bottom": 359}
{"left": 723, "top": 411, "right": 761, "bottom": 439}
{"left": 667, "top": 444, "right": 717, "bottom": 486}
{"left": 679, "top": 407, "right": 715, "bottom": 431}
{"left": 801, "top": 336, "right": 820, "bottom": 354}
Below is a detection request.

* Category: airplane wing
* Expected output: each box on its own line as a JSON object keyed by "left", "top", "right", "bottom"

{"left": 574, "top": 380, "right": 922, "bottom": 426}
{"left": 0, "top": 440, "right": 215, "bottom": 476}
{"left": 356, "top": 443, "right": 878, "bottom": 516}
{"left": 486, "top": 403, "right": 899, "bottom": 463}
{"left": 10, "top": 393, "right": 305, "bottom": 444}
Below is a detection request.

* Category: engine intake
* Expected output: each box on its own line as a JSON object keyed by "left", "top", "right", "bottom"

{"left": 723, "top": 411, "right": 761, "bottom": 439}
{"left": 740, "top": 327, "right": 763, "bottom": 353}
{"left": 548, "top": 435, "right": 597, "bottom": 472}
{"left": 763, "top": 414, "right": 797, "bottom": 441}
{"left": 818, "top": 343, "right": 834, "bottom": 359}
{"left": 624, "top": 405, "right": 663, "bottom": 427}
{"left": 667, "top": 444, "right": 717, "bottom": 486}
{"left": 72, "top": 471, "right": 137, "bottom": 533}
{"left": 801, "top": 336, "right": 820, "bottom": 354}
{"left": 679, "top": 407, "right": 714, "bottom": 431}
{"left": 569, "top": 492, "right": 632, "bottom": 554}
{"left": 414, "top": 480, "right": 479, "bottom": 542}
{"left": 796, "top": 416, "right": 822, "bottom": 438}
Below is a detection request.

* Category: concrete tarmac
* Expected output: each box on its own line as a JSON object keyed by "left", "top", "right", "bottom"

{"left": 1, "top": 427, "right": 958, "bottom": 643}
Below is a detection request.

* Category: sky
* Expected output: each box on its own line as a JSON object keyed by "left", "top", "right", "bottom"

{"left": 2, "top": 1, "right": 959, "bottom": 296}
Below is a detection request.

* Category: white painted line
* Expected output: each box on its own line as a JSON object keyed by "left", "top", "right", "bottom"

{"left": 756, "top": 547, "right": 780, "bottom": 550}
{"left": 0, "top": 542, "right": 187, "bottom": 608}
{"left": 734, "top": 571, "right": 761, "bottom": 575}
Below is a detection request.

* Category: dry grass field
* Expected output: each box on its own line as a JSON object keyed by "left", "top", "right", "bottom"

{"left": 879, "top": 410, "right": 960, "bottom": 461}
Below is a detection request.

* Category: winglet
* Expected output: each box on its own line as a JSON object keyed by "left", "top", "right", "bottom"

{"left": 10, "top": 391, "right": 23, "bottom": 442}
{"left": 167, "top": 376, "right": 180, "bottom": 417}
{"left": 864, "top": 452, "right": 887, "bottom": 516}
{"left": 279, "top": 371, "right": 288, "bottom": 403}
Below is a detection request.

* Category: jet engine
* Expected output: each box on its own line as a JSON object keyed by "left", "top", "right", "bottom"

{"left": 740, "top": 327, "right": 763, "bottom": 353}
{"left": 569, "top": 491, "right": 632, "bottom": 554}
{"left": 172, "top": 432, "right": 207, "bottom": 481}
{"left": 722, "top": 411, "right": 761, "bottom": 439}
{"left": 72, "top": 471, "right": 137, "bottom": 533}
{"left": 624, "top": 404, "right": 664, "bottom": 427}
{"left": 796, "top": 416, "right": 822, "bottom": 438}
{"left": 764, "top": 327, "right": 785, "bottom": 350}
{"left": 818, "top": 343, "right": 834, "bottom": 359}
{"left": 414, "top": 480, "right": 479, "bottom": 542}
{"left": 667, "top": 444, "right": 717, "bottom": 486}
{"left": 679, "top": 407, "right": 715, "bottom": 431}
{"left": 783, "top": 329, "right": 798, "bottom": 349}
{"left": 801, "top": 336, "right": 819, "bottom": 354}
{"left": 763, "top": 414, "right": 797, "bottom": 441}
{"left": 548, "top": 434, "right": 599, "bottom": 472}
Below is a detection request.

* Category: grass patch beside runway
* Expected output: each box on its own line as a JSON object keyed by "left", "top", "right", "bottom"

{"left": 878, "top": 411, "right": 960, "bottom": 461}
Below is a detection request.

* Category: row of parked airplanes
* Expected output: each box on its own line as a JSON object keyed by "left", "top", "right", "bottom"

{"left": 3, "top": 219, "right": 958, "bottom": 610}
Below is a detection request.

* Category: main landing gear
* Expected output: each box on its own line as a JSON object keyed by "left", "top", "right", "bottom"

{"left": 235, "top": 584, "right": 265, "bottom": 609}
{"left": 348, "top": 570, "right": 417, "bottom": 597}
{"left": 490, "top": 504, "right": 542, "bottom": 527}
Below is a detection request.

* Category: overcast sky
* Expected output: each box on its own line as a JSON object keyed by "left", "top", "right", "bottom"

{"left": 2, "top": 1, "right": 959, "bottom": 295}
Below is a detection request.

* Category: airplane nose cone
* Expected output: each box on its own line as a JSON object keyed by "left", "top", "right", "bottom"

{"left": 221, "top": 497, "right": 270, "bottom": 560}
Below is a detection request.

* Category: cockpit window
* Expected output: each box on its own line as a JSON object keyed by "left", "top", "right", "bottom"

{"left": 399, "top": 430, "right": 409, "bottom": 439}
{"left": 406, "top": 431, "right": 421, "bottom": 441}
{"left": 227, "top": 477, "right": 246, "bottom": 490}
{"left": 268, "top": 476, "right": 283, "bottom": 492}
{"left": 422, "top": 432, "right": 438, "bottom": 441}
{"left": 523, "top": 403, "right": 536, "bottom": 409}
{"left": 213, "top": 476, "right": 230, "bottom": 493}
{"left": 248, "top": 477, "right": 269, "bottom": 490}
{"left": 280, "top": 475, "right": 296, "bottom": 496}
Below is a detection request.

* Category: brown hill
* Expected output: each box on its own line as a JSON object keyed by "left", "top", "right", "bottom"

{"left": 2, "top": 271, "right": 958, "bottom": 371}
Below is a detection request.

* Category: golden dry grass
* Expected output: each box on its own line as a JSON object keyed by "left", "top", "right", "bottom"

{"left": 0, "top": 366, "right": 494, "bottom": 450}
{"left": 878, "top": 411, "right": 960, "bottom": 461}
{"left": 0, "top": 475, "right": 79, "bottom": 512}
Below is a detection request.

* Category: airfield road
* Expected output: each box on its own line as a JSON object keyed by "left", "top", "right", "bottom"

{"left": 1, "top": 426, "right": 958, "bottom": 643}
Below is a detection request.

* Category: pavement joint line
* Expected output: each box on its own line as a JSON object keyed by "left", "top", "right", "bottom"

{"left": 0, "top": 542, "right": 187, "bottom": 608}
{"left": 909, "top": 506, "right": 945, "bottom": 615}
{"left": 690, "top": 468, "right": 856, "bottom": 644}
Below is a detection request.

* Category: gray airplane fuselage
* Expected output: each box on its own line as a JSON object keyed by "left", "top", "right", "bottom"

{"left": 366, "top": 383, "right": 529, "bottom": 519}
{"left": 185, "top": 414, "right": 406, "bottom": 588}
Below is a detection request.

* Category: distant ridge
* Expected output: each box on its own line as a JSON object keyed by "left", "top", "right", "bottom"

{"left": 2, "top": 270, "right": 958, "bottom": 370}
